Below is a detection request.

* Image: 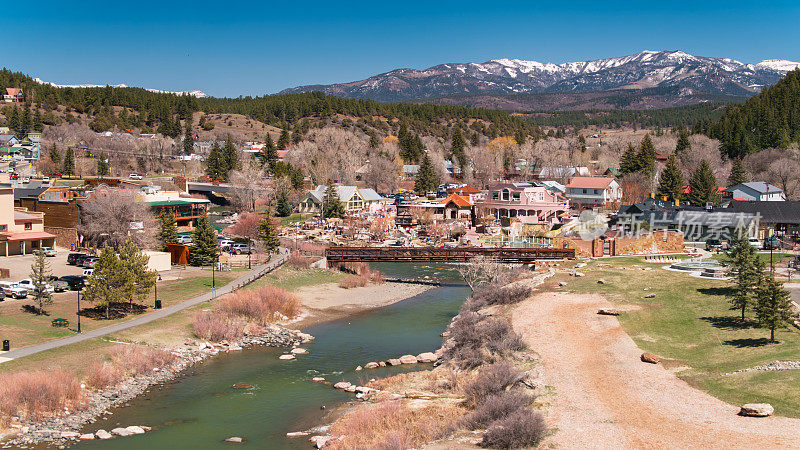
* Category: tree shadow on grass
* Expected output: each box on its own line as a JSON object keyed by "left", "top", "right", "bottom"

{"left": 700, "top": 316, "right": 759, "bottom": 330}
{"left": 723, "top": 337, "right": 771, "bottom": 348}
{"left": 697, "top": 287, "right": 736, "bottom": 297}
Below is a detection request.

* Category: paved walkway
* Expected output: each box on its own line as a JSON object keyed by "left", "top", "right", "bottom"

{"left": 0, "top": 249, "right": 289, "bottom": 362}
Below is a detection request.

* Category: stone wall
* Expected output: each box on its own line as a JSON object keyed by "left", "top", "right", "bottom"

{"left": 45, "top": 226, "right": 78, "bottom": 249}
{"left": 554, "top": 230, "right": 684, "bottom": 257}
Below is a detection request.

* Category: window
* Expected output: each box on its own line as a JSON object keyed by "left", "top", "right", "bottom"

{"left": 512, "top": 192, "right": 520, "bottom": 201}
{"left": 492, "top": 192, "right": 499, "bottom": 200}
{"left": 501, "top": 189, "right": 510, "bottom": 201}
{"left": 582, "top": 189, "right": 587, "bottom": 194}
{"left": 0, "top": 224, "right": 6, "bottom": 231}
{"left": 24, "top": 222, "right": 32, "bottom": 230}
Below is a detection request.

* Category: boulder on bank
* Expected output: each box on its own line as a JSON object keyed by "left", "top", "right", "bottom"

{"left": 379, "top": 361, "right": 387, "bottom": 367}
{"left": 279, "top": 354, "right": 296, "bottom": 360}
{"left": 125, "top": 426, "right": 146, "bottom": 435}
{"left": 95, "top": 430, "right": 112, "bottom": 440}
{"left": 386, "top": 358, "right": 402, "bottom": 366}
{"left": 640, "top": 352, "right": 661, "bottom": 364}
{"left": 333, "top": 381, "right": 352, "bottom": 390}
{"left": 739, "top": 403, "right": 774, "bottom": 417}
{"left": 364, "top": 362, "right": 379, "bottom": 369}
{"left": 79, "top": 433, "right": 95, "bottom": 440}
{"left": 111, "top": 427, "right": 132, "bottom": 437}
{"left": 291, "top": 348, "right": 308, "bottom": 355}
{"left": 416, "top": 352, "right": 438, "bottom": 363}
{"left": 399, "top": 355, "right": 418, "bottom": 364}
{"left": 312, "top": 377, "right": 326, "bottom": 382}
{"left": 597, "top": 308, "right": 620, "bottom": 316}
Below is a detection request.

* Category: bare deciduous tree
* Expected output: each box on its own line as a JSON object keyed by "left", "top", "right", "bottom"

{"left": 78, "top": 188, "right": 155, "bottom": 249}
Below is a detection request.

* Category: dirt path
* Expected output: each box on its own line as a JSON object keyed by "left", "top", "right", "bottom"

{"left": 512, "top": 291, "right": 800, "bottom": 448}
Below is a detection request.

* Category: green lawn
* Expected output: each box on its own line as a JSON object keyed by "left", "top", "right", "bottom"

{"left": 562, "top": 257, "right": 800, "bottom": 417}
{"left": 247, "top": 266, "right": 344, "bottom": 291}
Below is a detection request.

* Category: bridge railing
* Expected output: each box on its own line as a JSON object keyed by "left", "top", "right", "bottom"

{"left": 324, "top": 246, "right": 575, "bottom": 263}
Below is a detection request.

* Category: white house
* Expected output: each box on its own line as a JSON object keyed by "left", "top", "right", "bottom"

{"left": 724, "top": 182, "right": 785, "bottom": 202}
{"left": 299, "top": 185, "right": 383, "bottom": 214}
{"left": 565, "top": 176, "right": 622, "bottom": 208}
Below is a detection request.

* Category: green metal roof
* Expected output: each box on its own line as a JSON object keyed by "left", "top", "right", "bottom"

{"left": 148, "top": 200, "right": 198, "bottom": 207}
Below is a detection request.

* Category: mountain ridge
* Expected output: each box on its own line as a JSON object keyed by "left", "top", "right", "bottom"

{"left": 281, "top": 50, "right": 800, "bottom": 106}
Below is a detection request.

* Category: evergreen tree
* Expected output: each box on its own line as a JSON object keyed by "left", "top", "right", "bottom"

{"left": 657, "top": 154, "right": 684, "bottom": 201}
{"left": 97, "top": 153, "right": 110, "bottom": 176}
{"left": 577, "top": 135, "right": 587, "bottom": 153}
{"left": 257, "top": 209, "right": 281, "bottom": 252}
{"left": 157, "top": 210, "right": 178, "bottom": 250}
{"left": 687, "top": 160, "right": 719, "bottom": 206}
{"left": 263, "top": 134, "right": 278, "bottom": 168}
{"left": 223, "top": 135, "right": 240, "bottom": 176}
{"left": 727, "top": 232, "right": 764, "bottom": 321}
{"left": 62, "top": 147, "right": 75, "bottom": 176}
{"left": 728, "top": 158, "right": 749, "bottom": 186}
{"left": 276, "top": 191, "right": 292, "bottom": 217}
{"left": 451, "top": 128, "right": 467, "bottom": 169}
{"left": 619, "top": 142, "right": 639, "bottom": 175}
{"left": 755, "top": 274, "right": 793, "bottom": 343}
{"left": 29, "top": 249, "right": 53, "bottom": 314}
{"left": 83, "top": 247, "right": 126, "bottom": 319}
{"left": 8, "top": 107, "right": 20, "bottom": 136}
{"left": 117, "top": 238, "right": 157, "bottom": 310}
{"left": 277, "top": 128, "right": 290, "bottom": 150}
{"left": 182, "top": 118, "right": 194, "bottom": 155}
{"left": 205, "top": 141, "right": 225, "bottom": 180}
{"left": 191, "top": 212, "right": 219, "bottom": 266}
{"left": 48, "top": 143, "right": 61, "bottom": 164}
{"left": 675, "top": 129, "right": 691, "bottom": 155}
{"left": 322, "top": 182, "right": 345, "bottom": 219}
{"left": 470, "top": 132, "right": 480, "bottom": 146}
{"left": 32, "top": 109, "right": 43, "bottom": 132}
{"left": 368, "top": 131, "right": 380, "bottom": 149}
{"left": 637, "top": 134, "right": 656, "bottom": 174}
{"left": 414, "top": 152, "right": 439, "bottom": 195}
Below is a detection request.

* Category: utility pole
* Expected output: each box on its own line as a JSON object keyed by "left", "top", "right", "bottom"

{"left": 77, "top": 290, "right": 81, "bottom": 333}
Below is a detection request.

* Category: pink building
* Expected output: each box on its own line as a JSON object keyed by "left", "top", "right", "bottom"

{"left": 479, "top": 182, "right": 570, "bottom": 224}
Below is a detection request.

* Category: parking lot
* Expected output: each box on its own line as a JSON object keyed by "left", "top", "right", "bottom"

{"left": 0, "top": 249, "right": 86, "bottom": 281}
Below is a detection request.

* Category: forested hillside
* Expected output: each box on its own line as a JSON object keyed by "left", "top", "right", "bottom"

{"left": 0, "top": 68, "right": 539, "bottom": 142}
{"left": 522, "top": 103, "right": 728, "bottom": 130}
{"left": 706, "top": 69, "right": 800, "bottom": 158}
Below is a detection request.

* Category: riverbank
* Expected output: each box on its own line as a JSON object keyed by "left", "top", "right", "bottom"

{"left": 0, "top": 266, "right": 434, "bottom": 447}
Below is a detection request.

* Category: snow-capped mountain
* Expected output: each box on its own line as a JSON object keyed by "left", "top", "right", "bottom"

{"left": 281, "top": 51, "right": 800, "bottom": 102}
{"left": 33, "top": 78, "right": 207, "bottom": 98}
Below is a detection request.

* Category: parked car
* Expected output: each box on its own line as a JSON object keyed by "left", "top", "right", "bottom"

{"left": 38, "top": 247, "right": 57, "bottom": 257}
{"left": 219, "top": 239, "right": 235, "bottom": 250}
{"left": 748, "top": 238, "right": 763, "bottom": 250}
{"left": 17, "top": 278, "right": 55, "bottom": 294}
{"left": 67, "top": 253, "right": 89, "bottom": 265}
{"left": 47, "top": 276, "right": 69, "bottom": 292}
{"left": 58, "top": 275, "right": 85, "bottom": 291}
{"left": 21, "top": 177, "right": 30, "bottom": 183}
{"left": 41, "top": 176, "right": 50, "bottom": 183}
{"left": 705, "top": 239, "right": 724, "bottom": 251}
{"left": 81, "top": 256, "right": 99, "bottom": 268}
{"left": 231, "top": 243, "right": 251, "bottom": 254}
{"left": 82, "top": 268, "right": 94, "bottom": 277}
{"left": 764, "top": 236, "right": 782, "bottom": 250}
{"left": 129, "top": 173, "right": 143, "bottom": 180}
{"left": 176, "top": 236, "right": 194, "bottom": 245}
{"left": 9, "top": 172, "right": 18, "bottom": 180}
{"left": 0, "top": 281, "right": 28, "bottom": 299}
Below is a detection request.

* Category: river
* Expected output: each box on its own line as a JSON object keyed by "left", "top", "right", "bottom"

{"left": 78, "top": 263, "right": 469, "bottom": 449}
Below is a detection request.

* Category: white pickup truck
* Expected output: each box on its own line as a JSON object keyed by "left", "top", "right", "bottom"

{"left": 17, "top": 278, "right": 58, "bottom": 294}
{"left": 0, "top": 281, "right": 28, "bottom": 299}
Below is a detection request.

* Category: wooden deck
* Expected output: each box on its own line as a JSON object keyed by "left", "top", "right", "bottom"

{"left": 325, "top": 246, "right": 575, "bottom": 263}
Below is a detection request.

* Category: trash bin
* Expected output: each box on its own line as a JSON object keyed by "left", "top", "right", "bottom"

{"left": 2, "top": 340, "right": 9, "bottom": 351}
{"left": 154, "top": 299, "right": 162, "bottom": 309}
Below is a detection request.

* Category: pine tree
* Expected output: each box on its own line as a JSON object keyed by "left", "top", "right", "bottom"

{"left": 415, "top": 152, "right": 439, "bottom": 195}
{"left": 675, "top": 129, "right": 691, "bottom": 155}
{"left": 657, "top": 154, "right": 684, "bottom": 201}
{"left": 277, "top": 128, "right": 290, "bottom": 150}
{"left": 322, "top": 183, "right": 345, "bottom": 219}
{"left": 205, "top": 141, "right": 225, "bottom": 180}
{"left": 48, "top": 143, "right": 61, "bottom": 164}
{"left": 223, "top": 135, "right": 239, "bottom": 176}
{"left": 62, "top": 147, "right": 75, "bottom": 176}
{"left": 727, "top": 232, "right": 764, "bottom": 321}
{"left": 637, "top": 134, "right": 656, "bottom": 174}
{"left": 32, "top": 109, "right": 43, "bottom": 132}
{"left": 29, "top": 249, "right": 53, "bottom": 314}
{"left": 451, "top": 128, "right": 467, "bottom": 169}
{"left": 728, "top": 158, "right": 748, "bottom": 186}
{"left": 263, "top": 134, "right": 278, "bottom": 168}
{"left": 8, "top": 107, "right": 20, "bottom": 136}
{"left": 191, "top": 212, "right": 219, "bottom": 266}
{"left": 182, "top": 118, "right": 194, "bottom": 155}
{"left": 755, "top": 274, "right": 793, "bottom": 343}
{"left": 83, "top": 247, "right": 126, "bottom": 319}
{"left": 257, "top": 209, "right": 281, "bottom": 252}
{"left": 97, "top": 153, "right": 109, "bottom": 176}
{"left": 157, "top": 210, "right": 178, "bottom": 250}
{"left": 276, "top": 191, "right": 292, "bottom": 217}
{"left": 687, "top": 160, "right": 719, "bottom": 206}
{"left": 577, "top": 135, "right": 587, "bottom": 153}
{"left": 620, "top": 143, "right": 639, "bottom": 175}
{"left": 117, "top": 238, "right": 157, "bottom": 310}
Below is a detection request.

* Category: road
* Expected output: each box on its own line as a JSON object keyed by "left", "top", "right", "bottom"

{"left": 0, "top": 249, "right": 289, "bottom": 362}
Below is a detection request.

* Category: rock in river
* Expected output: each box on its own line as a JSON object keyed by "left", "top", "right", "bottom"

{"left": 95, "top": 430, "right": 113, "bottom": 440}
{"left": 416, "top": 352, "right": 438, "bottom": 363}
{"left": 386, "top": 358, "right": 402, "bottom": 366}
{"left": 333, "top": 381, "right": 352, "bottom": 390}
{"left": 364, "top": 362, "right": 379, "bottom": 369}
{"left": 225, "top": 436, "right": 244, "bottom": 443}
{"left": 399, "top": 355, "right": 418, "bottom": 364}
{"left": 231, "top": 384, "right": 253, "bottom": 389}
{"left": 279, "top": 354, "right": 296, "bottom": 360}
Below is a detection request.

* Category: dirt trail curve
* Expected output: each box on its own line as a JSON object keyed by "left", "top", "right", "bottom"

{"left": 0, "top": 249, "right": 289, "bottom": 363}
{"left": 513, "top": 291, "right": 800, "bottom": 449}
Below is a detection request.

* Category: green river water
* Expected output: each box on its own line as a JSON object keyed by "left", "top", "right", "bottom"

{"left": 78, "top": 263, "right": 469, "bottom": 449}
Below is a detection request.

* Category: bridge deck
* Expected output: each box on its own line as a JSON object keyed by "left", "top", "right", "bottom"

{"left": 325, "top": 246, "right": 574, "bottom": 263}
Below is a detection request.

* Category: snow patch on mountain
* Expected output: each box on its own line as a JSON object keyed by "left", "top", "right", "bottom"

{"left": 34, "top": 78, "right": 207, "bottom": 97}
{"left": 755, "top": 60, "right": 800, "bottom": 72}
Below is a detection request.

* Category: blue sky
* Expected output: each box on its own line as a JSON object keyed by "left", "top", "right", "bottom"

{"left": 9, "top": 0, "right": 800, "bottom": 97}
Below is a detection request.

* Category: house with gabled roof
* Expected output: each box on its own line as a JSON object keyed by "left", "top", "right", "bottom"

{"left": 723, "top": 182, "right": 785, "bottom": 202}
{"left": 565, "top": 176, "right": 622, "bottom": 209}
{"left": 479, "top": 182, "right": 569, "bottom": 224}
{"left": 436, "top": 193, "right": 474, "bottom": 222}
{"left": 4, "top": 88, "right": 23, "bottom": 103}
{"left": 299, "top": 185, "right": 383, "bottom": 214}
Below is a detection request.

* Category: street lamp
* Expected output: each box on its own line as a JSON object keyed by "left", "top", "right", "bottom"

{"left": 76, "top": 290, "right": 81, "bottom": 333}
{"left": 248, "top": 238, "right": 252, "bottom": 269}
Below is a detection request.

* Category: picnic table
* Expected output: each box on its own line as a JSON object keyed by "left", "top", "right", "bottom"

{"left": 51, "top": 318, "right": 69, "bottom": 327}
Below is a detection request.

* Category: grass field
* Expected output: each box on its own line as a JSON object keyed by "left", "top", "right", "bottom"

{"left": 247, "top": 266, "right": 344, "bottom": 291}
{"left": 558, "top": 256, "right": 800, "bottom": 417}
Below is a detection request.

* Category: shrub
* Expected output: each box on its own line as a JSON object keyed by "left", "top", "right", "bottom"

{"left": 192, "top": 311, "right": 246, "bottom": 342}
{"left": 84, "top": 362, "right": 120, "bottom": 390}
{"left": 472, "top": 283, "right": 532, "bottom": 306}
{"left": 286, "top": 252, "right": 313, "bottom": 269}
{"left": 464, "top": 390, "right": 532, "bottom": 429}
{"left": 218, "top": 285, "right": 301, "bottom": 324}
{"left": 337, "top": 262, "right": 385, "bottom": 285}
{"left": 108, "top": 344, "right": 178, "bottom": 376}
{"left": 339, "top": 274, "right": 368, "bottom": 289}
{"left": 0, "top": 370, "right": 83, "bottom": 426}
{"left": 463, "top": 363, "right": 524, "bottom": 406}
{"left": 444, "top": 313, "right": 526, "bottom": 369}
{"left": 480, "top": 408, "right": 547, "bottom": 448}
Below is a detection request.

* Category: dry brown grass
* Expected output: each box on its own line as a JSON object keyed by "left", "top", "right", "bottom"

{"left": 328, "top": 400, "right": 464, "bottom": 450}
{"left": 83, "top": 362, "right": 119, "bottom": 390}
{"left": 108, "top": 344, "right": 179, "bottom": 377}
{"left": 286, "top": 252, "right": 313, "bottom": 269}
{"left": 192, "top": 311, "right": 246, "bottom": 342}
{"left": 338, "top": 263, "right": 385, "bottom": 289}
{"left": 0, "top": 369, "right": 84, "bottom": 426}
{"left": 218, "top": 285, "right": 301, "bottom": 324}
